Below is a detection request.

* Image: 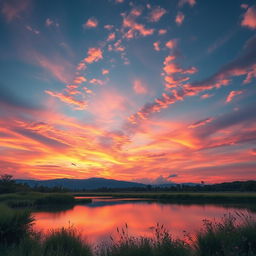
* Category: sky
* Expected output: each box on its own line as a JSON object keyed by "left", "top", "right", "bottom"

{"left": 0, "top": 0, "right": 256, "bottom": 184}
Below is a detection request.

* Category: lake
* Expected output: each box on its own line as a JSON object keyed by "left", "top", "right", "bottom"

{"left": 32, "top": 197, "right": 254, "bottom": 244}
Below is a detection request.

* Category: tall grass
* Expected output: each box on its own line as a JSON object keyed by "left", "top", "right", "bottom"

{"left": 43, "top": 228, "right": 92, "bottom": 256}
{"left": 96, "top": 223, "right": 191, "bottom": 256}
{"left": 0, "top": 204, "right": 34, "bottom": 245}
{"left": 195, "top": 212, "right": 256, "bottom": 256}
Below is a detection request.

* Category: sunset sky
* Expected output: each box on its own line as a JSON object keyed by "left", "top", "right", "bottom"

{"left": 0, "top": 0, "right": 256, "bottom": 184}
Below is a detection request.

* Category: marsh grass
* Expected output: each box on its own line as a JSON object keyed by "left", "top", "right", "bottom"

{"left": 195, "top": 212, "right": 256, "bottom": 256}
{"left": 0, "top": 204, "right": 34, "bottom": 245}
{"left": 96, "top": 223, "right": 191, "bottom": 256}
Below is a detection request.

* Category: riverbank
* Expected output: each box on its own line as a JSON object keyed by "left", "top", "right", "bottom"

{"left": 72, "top": 191, "right": 256, "bottom": 203}
{"left": 0, "top": 192, "right": 91, "bottom": 208}
{"left": 0, "top": 205, "right": 255, "bottom": 256}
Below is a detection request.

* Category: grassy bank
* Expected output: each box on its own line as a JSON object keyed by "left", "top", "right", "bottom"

{"left": 72, "top": 192, "right": 256, "bottom": 203}
{"left": 0, "top": 192, "right": 91, "bottom": 208}
{"left": 0, "top": 205, "right": 256, "bottom": 256}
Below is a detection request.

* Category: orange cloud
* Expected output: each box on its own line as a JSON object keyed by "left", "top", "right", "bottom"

{"left": 226, "top": 90, "right": 243, "bottom": 103}
{"left": 148, "top": 6, "right": 166, "bottom": 22}
{"left": 84, "top": 48, "right": 103, "bottom": 63}
{"left": 241, "top": 5, "right": 256, "bottom": 29}
{"left": 84, "top": 17, "right": 98, "bottom": 28}
{"left": 175, "top": 12, "right": 185, "bottom": 25}
{"left": 133, "top": 80, "right": 148, "bottom": 94}
{"left": 45, "top": 90, "right": 87, "bottom": 110}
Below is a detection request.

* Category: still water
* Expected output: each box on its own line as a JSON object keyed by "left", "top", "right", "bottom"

{"left": 32, "top": 197, "right": 253, "bottom": 244}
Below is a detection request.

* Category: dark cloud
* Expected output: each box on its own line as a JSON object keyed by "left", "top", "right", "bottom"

{"left": 168, "top": 174, "right": 178, "bottom": 178}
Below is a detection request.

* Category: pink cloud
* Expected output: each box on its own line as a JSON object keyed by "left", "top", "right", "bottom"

{"left": 102, "top": 69, "right": 109, "bottom": 75}
{"left": 165, "top": 39, "right": 177, "bottom": 49}
{"left": 104, "top": 25, "right": 114, "bottom": 30}
{"left": 122, "top": 9, "right": 154, "bottom": 38}
{"left": 133, "top": 80, "right": 148, "bottom": 94}
{"left": 76, "top": 62, "right": 87, "bottom": 71}
{"left": 45, "top": 18, "right": 59, "bottom": 27}
{"left": 189, "top": 117, "right": 214, "bottom": 128}
{"left": 25, "top": 25, "right": 40, "bottom": 35}
{"left": 84, "top": 18, "right": 98, "bottom": 28}
{"left": 153, "top": 41, "right": 161, "bottom": 51}
{"left": 73, "top": 76, "right": 87, "bottom": 84}
{"left": 178, "top": 0, "right": 196, "bottom": 7}
{"left": 200, "top": 94, "right": 214, "bottom": 99}
{"left": 175, "top": 12, "right": 185, "bottom": 25}
{"left": 226, "top": 90, "right": 244, "bottom": 103}
{"left": 1, "top": 0, "right": 29, "bottom": 22}
{"left": 158, "top": 29, "right": 167, "bottom": 35}
{"left": 148, "top": 7, "right": 167, "bottom": 22}
{"left": 34, "top": 53, "right": 73, "bottom": 83}
{"left": 107, "top": 32, "right": 115, "bottom": 41}
{"left": 241, "top": 4, "right": 249, "bottom": 9}
{"left": 241, "top": 5, "right": 256, "bottom": 29}
{"left": 90, "top": 78, "right": 104, "bottom": 85}
{"left": 84, "top": 48, "right": 103, "bottom": 63}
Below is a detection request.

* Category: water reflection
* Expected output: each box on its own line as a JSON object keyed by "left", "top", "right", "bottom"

{"left": 33, "top": 197, "right": 254, "bottom": 244}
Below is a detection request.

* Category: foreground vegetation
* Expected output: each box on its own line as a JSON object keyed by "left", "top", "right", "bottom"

{"left": 0, "top": 205, "right": 256, "bottom": 256}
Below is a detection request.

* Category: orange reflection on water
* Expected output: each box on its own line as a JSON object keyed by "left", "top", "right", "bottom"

{"left": 32, "top": 200, "right": 252, "bottom": 244}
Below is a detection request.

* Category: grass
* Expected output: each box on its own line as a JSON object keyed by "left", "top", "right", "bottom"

{"left": 0, "top": 192, "right": 91, "bottom": 209}
{"left": 194, "top": 212, "right": 256, "bottom": 256}
{"left": 1, "top": 205, "right": 256, "bottom": 256}
{"left": 96, "top": 223, "right": 191, "bottom": 256}
{"left": 0, "top": 204, "right": 34, "bottom": 245}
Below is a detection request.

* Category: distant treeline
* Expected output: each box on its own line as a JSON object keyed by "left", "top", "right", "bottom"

{"left": 80, "top": 180, "right": 256, "bottom": 192}
{"left": 0, "top": 174, "right": 255, "bottom": 193}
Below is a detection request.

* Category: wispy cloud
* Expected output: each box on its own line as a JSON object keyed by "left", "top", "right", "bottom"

{"left": 226, "top": 90, "right": 243, "bottom": 103}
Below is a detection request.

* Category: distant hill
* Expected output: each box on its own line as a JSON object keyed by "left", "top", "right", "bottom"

{"left": 16, "top": 177, "right": 147, "bottom": 190}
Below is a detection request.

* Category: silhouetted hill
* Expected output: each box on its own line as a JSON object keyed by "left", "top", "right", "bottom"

{"left": 16, "top": 177, "right": 147, "bottom": 190}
